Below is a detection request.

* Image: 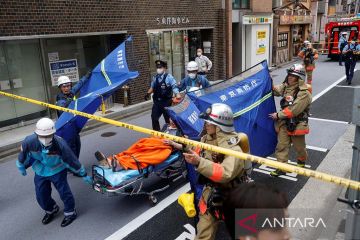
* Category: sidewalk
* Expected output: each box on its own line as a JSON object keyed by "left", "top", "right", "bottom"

{"left": 0, "top": 100, "right": 152, "bottom": 160}
{"left": 289, "top": 124, "right": 355, "bottom": 240}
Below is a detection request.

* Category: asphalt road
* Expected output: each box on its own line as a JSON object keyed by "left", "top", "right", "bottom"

{"left": 0, "top": 55, "right": 357, "bottom": 240}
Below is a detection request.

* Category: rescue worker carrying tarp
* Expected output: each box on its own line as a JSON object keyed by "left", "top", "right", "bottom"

{"left": 144, "top": 60, "right": 181, "bottom": 131}
{"left": 297, "top": 41, "right": 318, "bottom": 85}
{"left": 183, "top": 103, "right": 248, "bottom": 240}
{"left": 16, "top": 118, "right": 92, "bottom": 227}
{"left": 269, "top": 64, "right": 312, "bottom": 177}
{"left": 178, "top": 61, "right": 210, "bottom": 92}
{"left": 56, "top": 72, "right": 91, "bottom": 158}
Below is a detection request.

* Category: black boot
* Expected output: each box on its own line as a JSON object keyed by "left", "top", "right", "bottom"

{"left": 42, "top": 205, "right": 59, "bottom": 225}
{"left": 61, "top": 211, "right": 77, "bottom": 227}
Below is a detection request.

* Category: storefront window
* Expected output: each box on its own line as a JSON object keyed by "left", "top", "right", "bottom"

{"left": 232, "top": 0, "right": 250, "bottom": 9}
{"left": 148, "top": 29, "right": 212, "bottom": 82}
{"left": 0, "top": 40, "right": 47, "bottom": 128}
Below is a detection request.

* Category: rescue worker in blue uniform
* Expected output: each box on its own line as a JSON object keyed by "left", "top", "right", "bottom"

{"left": 178, "top": 61, "right": 210, "bottom": 92}
{"left": 144, "top": 60, "right": 181, "bottom": 131}
{"left": 16, "top": 118, "right": 92, "bottom": 227}
{"left": 55, "top": 72, "right": 91, "bottom": 158}
{"left": 342, "top": 38, "right": 360, "bottom": 85}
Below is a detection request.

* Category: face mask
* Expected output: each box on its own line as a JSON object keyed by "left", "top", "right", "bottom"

{"left": 38, "top": 136, "right": 53, "bottom": 147}
{"left": 188, "top": 73, "right": 196, "bottom": 79}
{"left": 197, "top": 52, "right": 202, "bottom": 57}
{"left": 156, "top": 68, "right": 164, "bottom": 75}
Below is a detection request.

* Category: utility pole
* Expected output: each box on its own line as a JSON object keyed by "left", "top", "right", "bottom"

{"left": 344, "top": 88, "right": 360, "bottom": 240}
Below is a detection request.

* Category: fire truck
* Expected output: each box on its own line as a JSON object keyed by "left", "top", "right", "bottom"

{"left": 325, "top": 17, "right": 360, "bottom": 59}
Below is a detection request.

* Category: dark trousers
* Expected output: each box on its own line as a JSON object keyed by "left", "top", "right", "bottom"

{"left": 69, "top": 134, "right": 81, "bottom": 158}
{"left": 34, "top": 170, "right": 75, "bottom": 214}
{"left": 151, "top": 100, "right": 171, "bottom": 131}
{"left": 345, "top": 60, "right": 356, "bottom": 83}
{"left": 339, "top": 53, "right": 344, "bottom": 65}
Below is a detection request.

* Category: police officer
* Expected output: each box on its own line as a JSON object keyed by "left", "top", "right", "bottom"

{"left": 298, "top": 41, "right": 318, "bottom": 85}
{"left": 16, "top": 118, "right": 92, "bottom": 227}
{"left": 342, "top": 38, "right": 360, "bottom": 85}
{"left": 56, "top": 72, "right": 91, "bottom": 158}
{"left": 178, "top": 61, "right": 210, "bottom": 92}
{"left": 269, "top": 64, "right": 312, "bottom": 177}
{"left": 338, "top": 32, "right": 348, "bottom": 66}
{"left": 183, "top": 103, "right": 248, "bottom": 240}
{"left": 145, "top": 60, "right": 181, "bottom": 131}
{"left": 195, "top": 48, "right": 213, "bottom": 76}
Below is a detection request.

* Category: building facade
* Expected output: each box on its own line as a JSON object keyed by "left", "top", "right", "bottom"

{"left": 231, "top": 0, "right": 274, "bottom": 75}
{"left": 0, "top": 0, "right": 226, "bottom": 129}
{"left": 272, "top": 0, "right": 312, "bottom": 65}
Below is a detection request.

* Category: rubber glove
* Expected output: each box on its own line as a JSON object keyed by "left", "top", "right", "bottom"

{"left": 18, "top": 166, "right": 27, "bottom": 176}
{"left": 83, "top": 176, "right": 93, "bottom": 185}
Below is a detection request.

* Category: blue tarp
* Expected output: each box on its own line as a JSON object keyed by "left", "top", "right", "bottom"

{"left": 55, "top": 37, "right": 139, "bottom": 139}
{"left": 169, "top": 61, "right": 277, "bottom": 157}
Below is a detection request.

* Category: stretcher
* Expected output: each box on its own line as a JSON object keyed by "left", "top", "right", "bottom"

{"left": 91, "top": 150, "right": 186, "bottom": 205}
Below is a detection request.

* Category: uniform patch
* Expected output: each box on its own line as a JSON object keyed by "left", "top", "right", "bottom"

{"left": 228, "top": 136, "right": 238, "bottom": 145}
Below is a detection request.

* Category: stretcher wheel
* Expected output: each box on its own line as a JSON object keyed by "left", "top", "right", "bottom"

{"left": 149, "top": 195, "right": 158, "bottom": 205}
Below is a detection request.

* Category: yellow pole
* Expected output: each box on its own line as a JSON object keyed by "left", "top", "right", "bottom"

{"left": 1, "top": 90, "right": 360, "bottom": 191}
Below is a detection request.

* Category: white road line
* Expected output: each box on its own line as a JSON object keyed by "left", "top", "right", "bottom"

{"left": 335, "top": 85, "right": 360, "bottom": 88}
{"left": 106, "top": 183, "right": 191, "bottom": 240}
{"left": 309, "top": 117, "right": 349, "bottom": 125}
{"left": 312, "top": 72, "right": 352, "bottom": 102}
{"left": 253, "top": 168, "right": 298, "bottom": 181}
{"left": 266, "top": 156, "right": 312, "bottom": 168}
{"left": 305, "top": 145, "right": 328, "bottom": 152}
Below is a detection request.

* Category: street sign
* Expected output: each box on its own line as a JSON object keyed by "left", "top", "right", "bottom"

{"left": 49, "top": 59, "right": 79, "bottom": 86}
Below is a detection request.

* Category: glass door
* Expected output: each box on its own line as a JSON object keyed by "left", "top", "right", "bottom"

{"left": 172, "top": 30, "right": 185, "bottom": 82}
{"left": 0, "top": 44, "right": 17, "bottom": 124}
{"left": 0, "top": 40, "right": 47, "bottom": 128}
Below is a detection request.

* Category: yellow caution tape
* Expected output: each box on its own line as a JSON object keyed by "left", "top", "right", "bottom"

{"left": 1, "top": 90, "right": 360, "bottom": 191}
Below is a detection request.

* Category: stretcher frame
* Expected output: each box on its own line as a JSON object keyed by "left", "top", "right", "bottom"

{"left": 91, "top": 151, "right": 187, "bottom": 205}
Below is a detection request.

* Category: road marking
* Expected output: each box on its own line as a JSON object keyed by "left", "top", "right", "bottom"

{"left": 105, "top": 183, "right": 191, "bottom": 240}
{"left": 309, "top": 117, "right": 349, "bottom": 125}
{"left": 306, "top": 145, "right": 328, "bottom": 152}
{"left": 312, "top": 71, "right": 356, "bottom": 102}
{"left": 267, "top": 156, "right": 312, "bottom": 168}
{"left": 335, "top": 85, "right": 360, "bottom": 88}
{"left": 253, "top": 168, "right": 298, "bottom": 181}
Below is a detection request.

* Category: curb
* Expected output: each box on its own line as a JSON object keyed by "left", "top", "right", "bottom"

{"left": 288, "top": 124, "right": 355, "bottom": 240}
{"left": 0, "top": 100, "right": 153, "bottom": 160}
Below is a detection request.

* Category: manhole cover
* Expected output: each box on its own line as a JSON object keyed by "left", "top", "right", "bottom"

{"left": 101, "top": 132, "right": 117, "bottom": 137}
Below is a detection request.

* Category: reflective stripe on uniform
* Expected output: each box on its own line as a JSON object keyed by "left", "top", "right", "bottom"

{"left": 287, "top": 129, "right": 309, "bottom": 135}
{"left": 283, "top": 107, "right": 294, "bottom": 118}
{"left": 209, "top": 163, "right": 223, "bottom": 182}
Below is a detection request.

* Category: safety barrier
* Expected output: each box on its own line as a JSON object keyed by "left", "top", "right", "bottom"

{"left": 1, "top": 90, "right": 360, "bottom": 191}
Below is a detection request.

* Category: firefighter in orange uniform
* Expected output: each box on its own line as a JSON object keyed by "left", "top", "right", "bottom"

{"left": 183, "top": 103, "right": 249, "bottom": 240}
{"left": 269, "top": 64, "right": 312, "bottom": 177}
{"left": 298, "top": 41, "right": 318, "bottom": 85}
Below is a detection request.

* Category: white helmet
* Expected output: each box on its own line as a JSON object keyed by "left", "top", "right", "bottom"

{"left": 57, "top": 76, "right": 71, "bottom": 87}
{"left": 287, "top": 64, "right": 306, "bottom": 81}
{"left": 200, "top": 103, "right": 235, "bottom": 133}
{"left": 304, "top": 40, "right": 310, "bottom": 45}
{"left": 342, "top": 32, "right": 348, "bottom": 35}
{"left": 187, "top": 61, "right": 199, "bottom": 71}
{"left": 35, "top": 118, "right": 56, "bottom": 136}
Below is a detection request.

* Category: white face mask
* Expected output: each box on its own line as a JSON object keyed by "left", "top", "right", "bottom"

{"left": 156, "top": 68, "right": 164, "bottom": 75}
{"left": 197, "top": 52, "right": 202, "bottom": 57}
{"left": 188, "top": 73, "right": 196, "bottom": 79}
{"left": 38, "top": 136, "right": 53, "bottom": 147}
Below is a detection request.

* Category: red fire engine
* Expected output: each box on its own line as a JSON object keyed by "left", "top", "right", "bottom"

{"left": 325, "top": 17, "right": 360, "bottom": 59}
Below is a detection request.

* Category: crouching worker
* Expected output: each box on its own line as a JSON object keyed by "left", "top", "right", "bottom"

{"left": 16, "top": 118, "right": 92, "bottom": 227}
{"left": 183, "top": 103, "right": 248, "bottom": 240}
